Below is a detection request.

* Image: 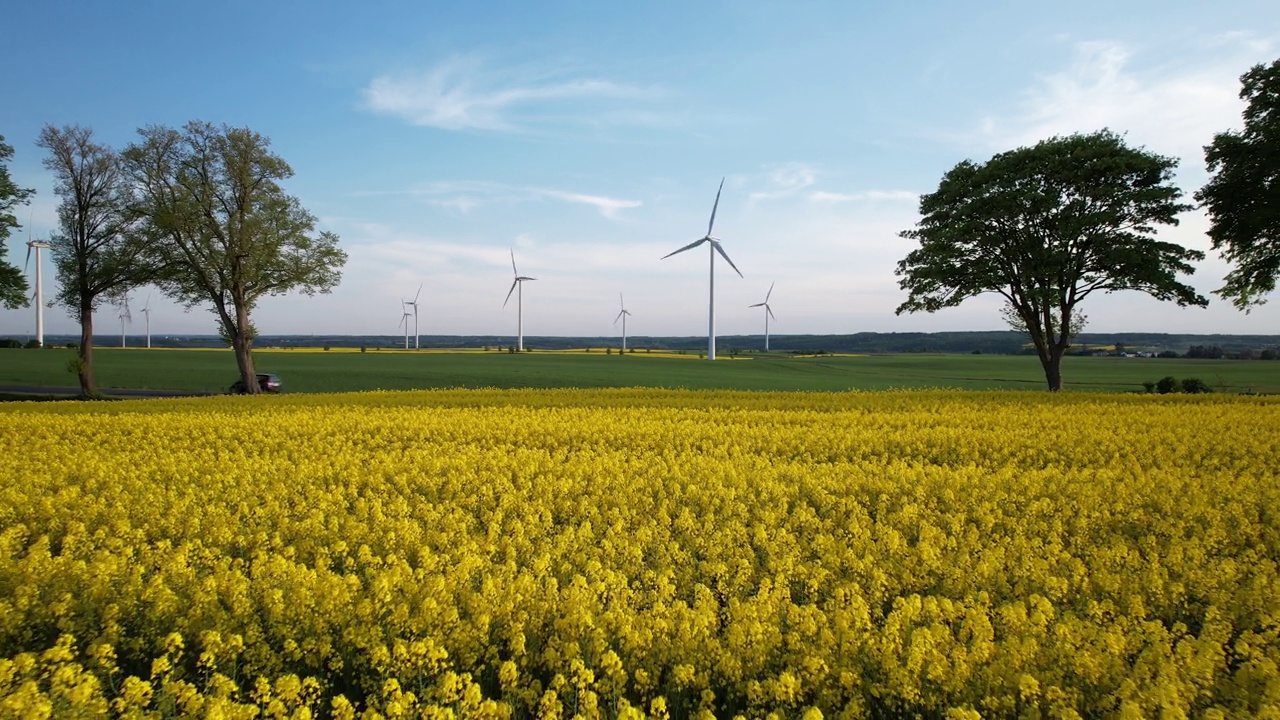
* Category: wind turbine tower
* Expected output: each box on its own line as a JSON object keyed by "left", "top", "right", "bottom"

{"left": 661, "top": 177, "right": 743, "bottom": 360}
{"left": 404, "top": 284, "right": 422, "bottom": 349}
{"left": 503, "top": 249, "right": 536, "bottom": 352}
{"left": 24, "top": 237, "right": 52, "bottom": 348}
{"left": 397, "top": 305, "right": 412, "bottom": 350}
{"left": 749, "top": 281, "right": 777, "bottom": 352}
{"left": 614, "top": 293, "right": 632, "bottom": 352}
{"left": 141, "top": 294, "right": 153, "bottom": 349}
{"left": 116, "top": 293, "right": 131, "bottom": 348}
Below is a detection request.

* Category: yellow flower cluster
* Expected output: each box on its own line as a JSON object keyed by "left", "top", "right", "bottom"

{"left": 1, "top": 389, "right": 1278, "bottom": 718}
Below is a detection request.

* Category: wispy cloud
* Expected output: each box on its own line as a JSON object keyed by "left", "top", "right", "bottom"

{"left": 357, "top": 180, "right": 642, "bottom": 219}
{"left": 809, "top": 190, "right": 918, "bottom": 203}
{"left": 747, "top": 163, "right": 818, "bottom": 203}
{"left": 536, "top": 189, "right": 642, "bottom": 219}
{"left": 973, "top": 36, "right": 1276, "bottom": 168}
{"left": 362, "top": 55, "right": 661, "bottom": 132}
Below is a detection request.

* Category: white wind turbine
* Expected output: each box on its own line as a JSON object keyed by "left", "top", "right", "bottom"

{"left": 397, "top": 304, "right": 412, "bottom": 349}
{"left": 404, "top": 284, "right": 423, "bottom": 349}
{"left": 24, "top": 234, "right": 52, "bottom": 348}
{"left": 140, "top": 294, "right": 153, "bottom": 349}
{"left": 749, "top": 281, "right": 777, "bottom": 352}
{"left": 614, "top": 293, "right": 632, "bottom": 352}
{"left": 661, "top": 177, "right": 743, "bottom": 360}
{"left": 503, "top": 249, "right": 536, "bottom": 352}
{"left": 116, "top": 293, "right": 131, "bottom": 348}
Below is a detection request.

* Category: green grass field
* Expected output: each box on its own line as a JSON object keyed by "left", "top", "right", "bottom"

{"left": 1, "top": 347, "right": 1276, "bottom": 395}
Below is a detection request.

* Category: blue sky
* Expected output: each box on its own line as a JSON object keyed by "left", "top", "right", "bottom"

{"left": 2, "top": 1, "right": 1278, "bottom": 339}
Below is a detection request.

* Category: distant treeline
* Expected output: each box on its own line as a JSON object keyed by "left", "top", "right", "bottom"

{"left": 11, "top": 331, "right": 1280, "bottom": 356}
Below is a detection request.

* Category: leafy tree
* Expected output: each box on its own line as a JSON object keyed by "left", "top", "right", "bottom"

{"left": 38, "top": 125, "right": 153, "bottom": 397}
{"left": 1196, "top": 58, "right": 1280, "bottom": 310}
{"left": 123, "top": 121, "right": 346, "bottom": 393}
{"left": 896, "top": 131, "right": 1207, "bottom": 391}
{"left": 1180, "top": 377, "right": 1212, "bottom": 394}
{"left": 1186, "top": 344, "right": 1226, "bottom": 359}
{"left": 0, "top": 134, "right": 35, "bottom": 309}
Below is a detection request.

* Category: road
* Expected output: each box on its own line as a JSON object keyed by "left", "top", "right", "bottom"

{"left": 0, "top": 385, "right": 218, "bottom": 399}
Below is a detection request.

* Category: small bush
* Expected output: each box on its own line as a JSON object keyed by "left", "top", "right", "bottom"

{"left": 0, "top": 338, "right": 21, "bottom": 349}
{"left": 1142, "top": 381, "right": 1156, "bottom": 393}
{"left": 1181, "top": 378, "right": 1212, "bottom": 394}
{"left": 1155, "top": 376, "right": 1179, "bottom": 394}
{"left": 360, "top": 346, "right": 367, "bottom": 353}
{"left": 323, "top": 344, "right": 331, "bottom": 351}
{"left": 24, "top": 339, "right": 41, "bottom": 349}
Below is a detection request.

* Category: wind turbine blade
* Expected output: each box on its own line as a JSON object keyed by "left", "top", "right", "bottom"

{"left": 414, "top": 283, "right": 422, "bottom": 303}
{"left": 510, "top": 249, "right": 518, "bottom": 275}
{"left": 614, "top": 310, "right": 624, "bottom": 324}
{"left": 707, "top": 177, "right": 725, "bottom": 237}
{"left": 661, "top": 237, "right": 708, "bottom": 259}
{"left": 767, "top": 305, "right": 776, "bottom": 321}
{"left": 749, "top": 302, "right": 765, "bottom": 308}
{"left": 765, "top": 281, "right": 774, "bottom": 303}
{"left": 619, "top": 292, "right": 624, "bottom": 309}
{"left": 24, "top": 245, "right": 31, "bottom": 272}
{"left": 712, "top": 240, "right": 743, "bottom": 278}
{"left": 503, "top": 279, "right": 519, "bottom": 308}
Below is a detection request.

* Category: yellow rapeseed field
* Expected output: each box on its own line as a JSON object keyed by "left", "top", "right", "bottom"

{"left": 1, "top": 389, "right": 1278, "bottom": 718}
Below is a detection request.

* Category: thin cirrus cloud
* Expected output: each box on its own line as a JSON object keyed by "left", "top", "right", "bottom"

{"left": 362, "top": 55, "right": 662, "bottom": 132}
{"left": 744, "top": 164, "right": 917, "bottom": 205}
{"left": 809, "top": 190, "right": 919, "bottom": 203}
{"left": 358, "top": 180, "right": 642, "bottom": 219}
{"left": 746, "top": 163, "right": 819, "bottom": 203}
{"left": 974, "top": 38, "right": 1275, "bottom": 167}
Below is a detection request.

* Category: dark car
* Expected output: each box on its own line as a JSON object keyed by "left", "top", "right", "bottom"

{"left": 230, "top": 373, "right": 282, "bottom": 394}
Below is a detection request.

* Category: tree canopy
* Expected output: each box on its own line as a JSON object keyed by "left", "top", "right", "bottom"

{"left": 39, "top": 124, "right": 152, "bottom": 396}
{"left": 896, "top": 130, "right": 1207, "bottom": 390}
{"left": 0, "top": 134, "right": 35, "bottom": 310}
{"left": 1196, "top": 58, "right": 1280, "bottom": 310}
{"left": 123, "top": 121, "right": 346, "bottom": 392}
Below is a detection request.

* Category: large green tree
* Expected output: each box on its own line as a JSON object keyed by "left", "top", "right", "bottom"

{"left": 0, "top": 134, "right": 35, "bottom": 310}
{"left": 1196, "top": 58, "right": 1280, "bottom": 310}
{"left": 38, "top": 124, "right": 153, "bottom": 396}
{"left": 123, "top": 121, "right": 346, "bottom": 393}
{"left": 896, "top": 130, "right": 1207, "bottom": 391}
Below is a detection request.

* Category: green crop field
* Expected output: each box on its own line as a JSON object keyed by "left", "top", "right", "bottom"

{"left": 1, "top": 347, "right": 1276, "bottom": 395}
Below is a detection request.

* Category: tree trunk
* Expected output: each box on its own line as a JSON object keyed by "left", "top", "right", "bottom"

{"left": 1039, "top": 347, "right": 1065, "bottom": 391}
{"left": 78, "top": 301, "right": 98, "bottom": 397}
{"left": 232, "top": 303, "right": 258, "bottom": 394}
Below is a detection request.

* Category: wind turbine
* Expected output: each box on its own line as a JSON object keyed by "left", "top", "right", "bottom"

{"left": 749, "top": 281, "right": 777, "bottom": 352}
{"left": 503, "top": 249, "right": 536, "bottom": 352}
{"left": 116, "top": 293, "right": 131, "bottom": 348}
{"left": 404, "top": 284, "right": 423, "bottom": 349}
{"left": 24, "top": 234, "right": 52, "bottom": 348}
{"left": 397, "top": 305, "right": 412, "bottom": 349}
{"left": 614, "top": 293, "right": 632, "bottom": 353}
{"left": 661, "top": 177, "right": 743, "bottom": 360}
{"left": 140, "top": 294, "right": 152, "bottom": 349}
